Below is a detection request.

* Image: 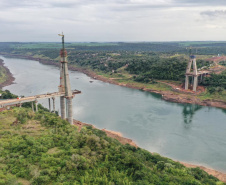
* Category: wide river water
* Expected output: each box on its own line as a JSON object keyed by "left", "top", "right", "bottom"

{"left": 1, "top": 56, "right": 226, "bottom": 172}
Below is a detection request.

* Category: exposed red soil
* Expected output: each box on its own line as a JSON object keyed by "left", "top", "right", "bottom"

{"left": 206, "top": 56, "right": 226, "bottom": 63}
{"left": 210, "top": 65, "right": 226, "bottom": 74}
{"left": 206, "top": 56, "right": 226, "bottom": 74}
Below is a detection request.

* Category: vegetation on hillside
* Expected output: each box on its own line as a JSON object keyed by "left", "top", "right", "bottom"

{"left": 0, "top": 107, "right": 224, "bottom": 185}
{"left": 0, "top": 66, "right": 7, "bottom": 84}
{"left": 201, "top": 70, "right": 226, "bottom": 94}
{"left": 126, "top": 57, "right": 187, "bottom": 82}
{"left": 0, "top": 90, "right": 17, "bottom": 99}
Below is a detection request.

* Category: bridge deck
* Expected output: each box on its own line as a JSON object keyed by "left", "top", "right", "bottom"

{"left": 0, "top": 89, "right": 81, "bottom": 107}
{"left": 185, "top": 71, "right": 209, "bottom": 76}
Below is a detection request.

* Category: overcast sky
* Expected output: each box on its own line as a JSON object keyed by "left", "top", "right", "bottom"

{"left": 1, "top": 0, "right": 226, "bottom": 42}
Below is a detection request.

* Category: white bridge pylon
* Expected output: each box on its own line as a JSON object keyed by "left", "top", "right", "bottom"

{"left": 0, "top": 34, "right": 81, "bottom": 125}
{"left": 185, "top": 55, "right": 198, "bottom": 92}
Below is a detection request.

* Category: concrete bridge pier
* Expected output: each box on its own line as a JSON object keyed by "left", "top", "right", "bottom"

{"left": 185, "top": 75, "right": 189, "bottom": 90}
{"left": 60, "top": 96, "right": 66, "bottom": 119}
{"left": 48, "top": 98, "right": 51, "bottom": 112}
{"left": 31, "top": 102, "right": 34, "bottom": 112}
{"left": 193, "top": 75, "right": 198, "bottom": 91}
{"left": 200, "top": 74, "right": 203, "bottom": 82}
{"left": 35, "top": 100, "right": 38, "bottom": 112}
{"left": 52, "top": 97, "right": 55, "bottom": 113}
{"left": 67, "top": 97, "right": 73, "bottom": 125}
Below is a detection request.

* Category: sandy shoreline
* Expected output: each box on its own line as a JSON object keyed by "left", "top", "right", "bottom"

{"left": 181, "top": 162, "right": 226, "bottom": 183}
{"left": 1, "top": 54, "right": 226, "bottom": 182}
{"left": 1, "top": 53, "right": 226, "bottom": 109}
{"left": 73, "top": 120, "right": 138, "bottom": 147}
{"left": 0, "top": 58, "right": 15, "bottom": 89}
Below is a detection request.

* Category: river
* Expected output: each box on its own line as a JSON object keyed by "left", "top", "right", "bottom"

{"left": 1, "top": 56, "right": 226, "bottom": 172}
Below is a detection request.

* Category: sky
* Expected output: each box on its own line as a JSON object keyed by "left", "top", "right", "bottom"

{"left": 1, "top": 0, "right": 226, "bottom": 42}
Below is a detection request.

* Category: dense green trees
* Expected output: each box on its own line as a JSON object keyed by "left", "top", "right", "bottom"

{"left": 0, "top": 108, "right": 224, "bottom": 184}
{"left": 127, "top": 57, "right": 187, "bottom": 82}
{"left": 201, "top": 70, "right": 226, "bottom": 93}
{"left": 0, "top": 90, "right": 17, "bottom": 99}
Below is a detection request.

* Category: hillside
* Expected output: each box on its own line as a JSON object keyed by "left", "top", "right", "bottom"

{"left": 0, "top": 107, "right": 224, "bottom": 184}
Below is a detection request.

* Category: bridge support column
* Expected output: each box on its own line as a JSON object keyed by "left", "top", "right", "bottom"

{"left": 67, "top": 97, "right": 73, "bottom": 125}
{"left": 60, "top": 96, "right": 65, "bottom": 119}
{"left": 31, "top": 102, "right": 34, "bottom": 112}
{"left": 185, "top": 75, "right": 189, "bottom": 90}
{"left": 193, "top": 75, "right": 198, "bottom": 91}
{"left": 52, "top": 97, "right": 55, "bottom": 113}
{"left": 35, "top": 101, "right": 38, "bottom": 112}
{"left": 48, "top": 98, "right": 51, "bottom": 112}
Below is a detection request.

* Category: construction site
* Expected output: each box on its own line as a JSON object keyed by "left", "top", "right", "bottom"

{"left": 0, "top": 34, "right": 81, "bottom": 125}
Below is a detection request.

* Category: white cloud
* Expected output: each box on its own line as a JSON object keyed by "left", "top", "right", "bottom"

{"left": 0, "top": 0, "right": 226, "bottom": 41}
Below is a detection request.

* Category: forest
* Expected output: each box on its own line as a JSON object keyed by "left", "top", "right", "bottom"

{"left": 0, "top": 104, "right": 224, "bottom": 184}
{"left": 201, "top": 70, "right": 226, "bottom": 93}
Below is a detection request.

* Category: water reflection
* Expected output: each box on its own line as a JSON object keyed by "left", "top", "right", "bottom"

{"left": 142, "top": 90, "right": 162, "bottom": 100}
{"left": 222, "top": 109, "right": 226, "bottom": 115}
{"left": 182, "top": 104, "right": 202, "bottom": 125}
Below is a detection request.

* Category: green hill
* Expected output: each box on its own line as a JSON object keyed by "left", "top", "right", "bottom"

{"left": 0, "top": 107, "right": 224, "bottom": 185}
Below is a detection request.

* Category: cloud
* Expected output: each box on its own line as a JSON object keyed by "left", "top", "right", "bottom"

{"left": 1, "top": 0, "right": 226, "bottom": 41}
{"left": 1, "top": 0, "right": 226, "bottom": 11}
{"left": 200, "top": 10, "right": 226, "bottom": 17}
{"left": 173, "top": 0, "right": 226, "bottom": 7}
{"left": 0, "top": 0, "right": 180, "bottom": 11}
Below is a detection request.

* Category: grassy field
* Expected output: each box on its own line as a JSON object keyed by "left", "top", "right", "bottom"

{"left": 198, "top": 90, "right": 226, "bottom": 102}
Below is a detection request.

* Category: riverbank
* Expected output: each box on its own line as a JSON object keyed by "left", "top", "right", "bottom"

{"left": 73, "top": 119, "right": 138, "bottom": 147}
{"left": 73, "top": 119, "right": 226, "bottom": 183}
{"left": 181, "top": 162, "right": 226, "bottom": 183}
{"left": 1, "top": 53, "right": 226, "bottom": 109}
{"left": 0, "top": 58, "right": 15, "bottom": 88}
